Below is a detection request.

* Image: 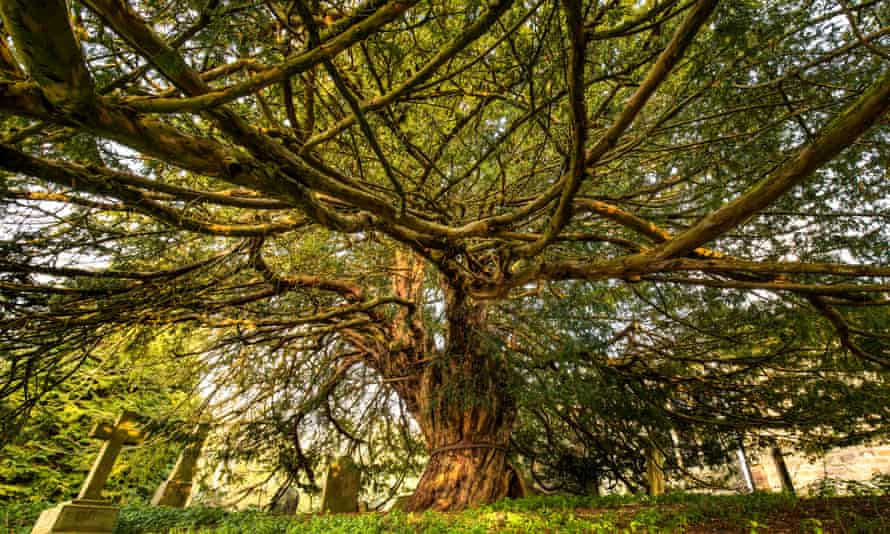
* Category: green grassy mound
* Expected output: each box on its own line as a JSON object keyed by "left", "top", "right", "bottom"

{"left": 3, "top": 493, "right": 887, "bottom": 533}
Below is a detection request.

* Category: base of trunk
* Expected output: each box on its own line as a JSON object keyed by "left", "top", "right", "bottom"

{"left": 406, "top": 447, "right": 509, "bottom": 511}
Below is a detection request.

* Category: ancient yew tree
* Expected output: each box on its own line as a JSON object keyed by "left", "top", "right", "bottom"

{"left": 1, "top": 0, "right": 889, "bottom": 510}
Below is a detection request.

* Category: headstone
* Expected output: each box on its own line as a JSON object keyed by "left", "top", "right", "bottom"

{"left": 391, "top": 494, "right": 413, "bottom": 511}
{"left": 321, "top": 456, "right": 360, "bottom": 513}
{"left": 270, "top": 487, "right": 300, "bottom": 515}
{"left": 646, "top": 446, "right": 666, "bottom": 496}
{"left": 31, "top": 411, "right": 143, "bottom": 534}
{"left": 736, "top": 446, "right": 756, "bottom": 492}
{"left": 151, "top": 423, "right": 210, "bottom": 507}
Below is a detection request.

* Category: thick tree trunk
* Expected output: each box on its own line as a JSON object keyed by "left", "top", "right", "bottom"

{"left": 375, "top": 254, "right": 517, "bottom": 511}
{"left": 403, "top": 287, "right": 516, "bottom": 511}
{"left": 409, "top": 441, "right": 510, "bottom": 511}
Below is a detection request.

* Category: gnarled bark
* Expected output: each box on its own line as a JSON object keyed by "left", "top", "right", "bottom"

{"left": 400, "top": 286, "right": 516, "bottom": 511}
{"left": 0, "top": 0, "right": 94, "bottom": 110}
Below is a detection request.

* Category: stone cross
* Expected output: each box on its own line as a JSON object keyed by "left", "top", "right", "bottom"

{"left": 31, "top": 411, "right": 142, "bottom": 534}
{"left": 321, "top": 456, "right": 360, "bottom": 513}
{"left": 151, "top": 423, "right": 210, "bottom": 507}
{"left": 78, "top": 410, "right": 143, "bottom": 501}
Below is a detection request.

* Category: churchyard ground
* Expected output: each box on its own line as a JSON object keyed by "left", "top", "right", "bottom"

{"left": 3, "top": 492, "right": 889, "bottom": 533}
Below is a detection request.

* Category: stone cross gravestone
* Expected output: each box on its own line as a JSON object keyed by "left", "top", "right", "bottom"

{"left": 31, "top": 411, "right": 143, "bottom": 534}
{"left": 321, "top": 456, "right": 360, "bottom": 513}
{"left": 151, "top": 423, "right": 210, "bottom": 507}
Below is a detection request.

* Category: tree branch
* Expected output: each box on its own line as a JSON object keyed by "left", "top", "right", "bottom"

{"left": 0, "top": 0, "right": 94, "bottom": 110}
{"left": 647, "top": 68, "right": 890, "bottom": 261}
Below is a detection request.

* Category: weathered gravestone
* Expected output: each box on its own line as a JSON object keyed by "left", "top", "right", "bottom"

{"left": 748, "top": 462, "right": 771, "bottom": 491}
{"left": 151, "top": 423, "right": 210, "bottom": 507}
{"left": 31, "top": 411, "right": 143, "bottom": 534}
{"left": 269, "top": 487, "right": 300, "bottom": 515}
{"left": 391, "top": 494, "right": 413, "bottom": 512}
{"left": 321, "top": 456, "right": 360, "bottom": 513}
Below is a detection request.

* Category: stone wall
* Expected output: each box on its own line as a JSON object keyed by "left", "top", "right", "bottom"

{"left": 749, "top": 443, "right": 890, "bottom": 494}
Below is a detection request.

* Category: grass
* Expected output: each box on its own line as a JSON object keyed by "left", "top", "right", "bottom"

{"left": 2, "top": 492, "right": 887, "bottom": 533}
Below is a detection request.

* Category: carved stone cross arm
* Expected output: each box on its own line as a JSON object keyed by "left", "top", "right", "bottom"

{"left": 77, "top": 411, "right": 144, "bottom": 501}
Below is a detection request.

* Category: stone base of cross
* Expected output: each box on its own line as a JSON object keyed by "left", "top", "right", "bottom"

{"left": 30, "top": 499, "right": 120, "bottom": 534}
{"left": 31, "top": 411, "right": 143, "bottom": 534}
{"left": 151, "top": 479, "right": 193, "bottom": 507}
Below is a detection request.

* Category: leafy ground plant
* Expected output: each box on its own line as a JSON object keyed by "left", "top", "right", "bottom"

{"left": 3, "top": 492, "right": 888, "bottom": 533}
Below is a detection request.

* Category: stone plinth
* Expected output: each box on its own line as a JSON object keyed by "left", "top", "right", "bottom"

{"left": 151, "top": 479, "right": 193, "bottom": 507}
{"left": 31, "top": 411, "right": 143, "bottom": 534}
{"left": 30, "top": 499, "right": 119, "bottom": 534}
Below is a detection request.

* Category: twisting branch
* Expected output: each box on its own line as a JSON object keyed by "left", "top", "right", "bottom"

{"left": 807, "top": 296, "right": 890, "bottom": 369}
{"left": 109, "top": 1, "right": 421, "bottom": 114}
{"left": 0, "top": 145, "right": 306, "bottom": 236}
{"left": 292, "top": 0, "right": 407, "bottom": 213}
{"left": 300, "top": 0, "right": 517, "bottom": 152}
{"left": 647, "top": 68, "right": 890, "bottom": 261}
{"left": 0, "top": 0, "right": 94, "bottom": 110}
{"left": 513, "top": 0, "right": 586, "bottom": 257}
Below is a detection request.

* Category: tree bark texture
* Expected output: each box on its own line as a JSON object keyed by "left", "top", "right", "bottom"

{"left": 403, "top": 287, "right": 516, "bottom": 511}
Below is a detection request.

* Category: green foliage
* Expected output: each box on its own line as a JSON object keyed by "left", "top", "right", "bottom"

{"left": 0, "top": 501, "right": 52, "bottom": 534}
{"left": 116, "top": 506, "right": 235, "bottom": 534}
{"left": 4, "top": 492, "right": 886, "bottom": 534}
{"left": 0, "top": 327, "right": 201, "bottom": 503}
{"left": 807, "top": 471, "right": 890, "bottom": 498}
{"left": 2, "top": 0, "right": 890, "bottom": 512}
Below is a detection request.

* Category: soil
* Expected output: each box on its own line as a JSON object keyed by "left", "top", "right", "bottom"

{"left": 576, "top": 495, "right": 890, "bottom": 533}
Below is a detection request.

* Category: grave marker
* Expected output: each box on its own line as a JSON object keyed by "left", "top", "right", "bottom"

{"left": 321, "top": 456, "right": 360, "bottom": 513}
{"left": 391, "top": 494, "right": 413, "bottom": 511}
{"left": 32, "top": 411, "right": 143, "bottom": 534}
{"left": 151, "top": 423, "right": 210, "bottom": 507}
{"left": 270, "top": 487, "right": 300, "bottom": 515}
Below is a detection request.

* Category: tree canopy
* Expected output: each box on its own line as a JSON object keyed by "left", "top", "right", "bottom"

{"left": 1, "top": 0, "right": 889, "bottom": 511}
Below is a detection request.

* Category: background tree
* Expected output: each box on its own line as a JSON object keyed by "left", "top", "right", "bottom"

{"left": 1, "top": 0, "right": 889, "bottom": 511}
{"left": 508, "top": 280, "right": 890, "bottom": 495}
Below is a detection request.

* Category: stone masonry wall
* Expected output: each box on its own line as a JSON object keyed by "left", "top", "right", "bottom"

{"left": 749, "top": 443, "right": 890, "bottom": 494}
